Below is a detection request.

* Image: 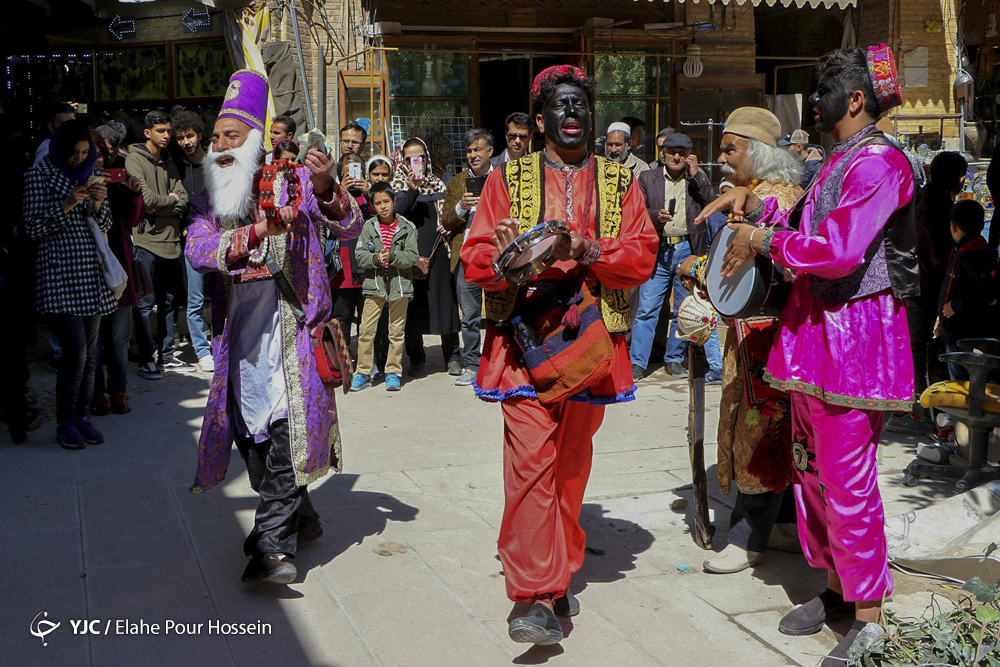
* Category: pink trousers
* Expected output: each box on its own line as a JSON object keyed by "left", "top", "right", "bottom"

{"left": 790, "top": 392, "right": 893, "bottom": 602}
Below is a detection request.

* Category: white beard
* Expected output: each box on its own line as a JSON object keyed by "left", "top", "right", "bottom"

{"left": 609, "top": 148, "right": 630, "bottom": 164}
{"left": 205, "top": 128, "right": 264, "bottom": 221}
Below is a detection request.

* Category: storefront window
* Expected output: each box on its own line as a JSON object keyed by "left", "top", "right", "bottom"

{"left": 593, "top": 51, "right": 670, "bottom": 162}
{"left": 387, "top": 50, "right": 473, "bottom": 176}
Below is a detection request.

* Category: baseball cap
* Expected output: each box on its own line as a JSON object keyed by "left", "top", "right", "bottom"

{"left": 779, "top": 129, "right": 810, "bottom": 146}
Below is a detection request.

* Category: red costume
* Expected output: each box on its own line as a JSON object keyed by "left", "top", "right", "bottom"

{"left": 461, "top": 158, "right": 657, "bottom": 601}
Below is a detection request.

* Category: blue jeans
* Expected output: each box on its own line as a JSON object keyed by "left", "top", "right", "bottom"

{"left": 185, "top": 256, "right": 211, "bottom": 360}
{"left": 943, "top": 332, "right": 969, "bottom": 381}
{"left": 48, "top": 314, "right": 101, "bottom": 424}
{"left": 630, "top": 240, "right": 691, "bottom": 369}
{"left": 95, "top": 306, "right": 132, "bottom": 394}
{"left": 629, "top": 239, "right": 723, "bottom": 374}
{"left": 456, "top": 265, "right": 482, "bottom": 371}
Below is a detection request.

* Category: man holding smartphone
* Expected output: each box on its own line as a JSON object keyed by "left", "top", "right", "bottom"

{"left": 441, "top": 129, "right": 494, "bottom": 386}
{"left": 631, "top": 132, "right": 718, "bottom": 382}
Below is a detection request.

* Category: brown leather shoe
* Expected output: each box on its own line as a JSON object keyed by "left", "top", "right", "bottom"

{"left": 241, "top": 552, "right": 297, "bottom": 585}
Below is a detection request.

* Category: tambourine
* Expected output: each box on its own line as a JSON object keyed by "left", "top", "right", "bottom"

{"left": 258, "top": 159, "right": 301, "bottom": 223}
{"left": 492, "top": 220, "right": 571, "bottom": 285}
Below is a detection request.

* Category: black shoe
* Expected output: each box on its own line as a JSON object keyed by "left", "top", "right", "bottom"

{"left": 508, "top": 602, "right": 563, "bottom": 645}
{"left": 778, "top": 589, "right": 855, "bottom": 636}
{"left": 408, "top": 362, "right": 425, "bottom": 378}
{"left": 241, "top": 552, "right": 297, "bottom": 585}
{"left": 665, "top": 361, "right": 688, "bottom": 378}
{"left": 554, "top": 590, "right": 580, "bottom": 618}
{"left": 820, "top": 621, "right": 867, "bottom": 667}
{"left": 297, "top": 520, "right": 323, "bottom": 546}
{"left": 631, "top": 364, "right": 645, "bottom": 383}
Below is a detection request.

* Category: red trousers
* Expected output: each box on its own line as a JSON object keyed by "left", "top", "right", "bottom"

{"left": 499, "top": 398, "right": 605, "bottom": 602}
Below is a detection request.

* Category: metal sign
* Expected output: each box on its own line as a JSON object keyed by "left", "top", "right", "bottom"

{"left": 355, "top": 117, "right": 372, "bottom": 134}
{"left": 183, "top": 8, "right": 211, "bottom": 33}
{"left": 108, "top": 15, "right": 136, "bottom": 41}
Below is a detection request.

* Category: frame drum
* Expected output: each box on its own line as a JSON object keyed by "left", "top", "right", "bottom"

{"left": 704, "top": 225, "right": 789, "bottom": 319}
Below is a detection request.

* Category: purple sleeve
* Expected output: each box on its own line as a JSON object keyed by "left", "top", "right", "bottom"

{"left": 184, "top": 194, "right": 251, "bottom": 276}
{"left": 767, "top": 149, "right": 913, "bottom": 279}
{"left": 299, "top": 167, "right": 363, "bottom": 241}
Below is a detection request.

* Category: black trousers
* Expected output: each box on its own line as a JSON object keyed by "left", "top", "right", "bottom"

{"left": 905, "top": 294, "right": 936, "bottom": 418}
{"left": 405, "top": 330, "right": 460, "bottom": 366}
{"left": 727, "top": 487, "right": 797, "bottom": 553}
{"left": 235, "top": 419, "right": 319, "bottom": 558}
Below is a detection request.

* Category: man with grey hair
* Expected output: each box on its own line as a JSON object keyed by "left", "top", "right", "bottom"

{"left": 681, "top": 106, "right": 804, "bottom": 576}
{"left": 606, "top": 121, "right": 648, "bottom": 177}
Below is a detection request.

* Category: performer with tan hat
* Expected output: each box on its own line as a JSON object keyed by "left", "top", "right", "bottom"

{"left": 697, "top": 45, "right": 917, "bottom": 665}
{"left": 681, "top": 106, "right": 805, "bottom": 575}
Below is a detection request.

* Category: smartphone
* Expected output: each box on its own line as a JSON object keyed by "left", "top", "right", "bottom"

{"left": 348, "top": 162, "right": 362, "bottom": 181}
{"left": 411, "top": 155, "right": 424, "bottom": 181}
{"left": 668, "top": 198, "right": 676, "bottom": 216}
{"left": 466, "top": 175, "right": 487, "bottom": 197}
{"left": 105, "top": 168, "right": 127, "bottom": 184}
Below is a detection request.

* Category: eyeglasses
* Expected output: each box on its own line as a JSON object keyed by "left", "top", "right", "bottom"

{"left": 506, "top": 133, "right": 529, "bottom": 141}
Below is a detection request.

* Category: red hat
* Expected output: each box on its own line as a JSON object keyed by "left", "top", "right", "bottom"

{"left": 866, "top": 44, "right": 903, "bottom": 114}
{"left": 531, "top": 65, "right": 589, "bottom": 102}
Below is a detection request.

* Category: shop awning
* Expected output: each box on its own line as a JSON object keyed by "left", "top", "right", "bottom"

{"left": 662, "top": 0, "right": 855, "bottom": 8}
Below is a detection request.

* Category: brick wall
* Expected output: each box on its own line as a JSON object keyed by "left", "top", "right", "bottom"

{"left": 855, "top": 0, "right": 961, "bottom": 143}
{"left": 677, "top": 1, "right": 756, "bottom": 75}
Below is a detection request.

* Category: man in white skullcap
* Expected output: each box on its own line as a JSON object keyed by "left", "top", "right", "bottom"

{"left": 606, "top": 121, "right": 649, "bottom": 177}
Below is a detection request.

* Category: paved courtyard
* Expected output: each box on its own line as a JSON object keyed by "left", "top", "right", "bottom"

{"left": 2, "top": 342, "right": 954, "bottom": 667}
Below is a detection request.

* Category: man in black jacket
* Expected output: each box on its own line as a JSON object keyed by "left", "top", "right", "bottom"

{"left": 631, "top": 133, "right": 716, "bottom": 380}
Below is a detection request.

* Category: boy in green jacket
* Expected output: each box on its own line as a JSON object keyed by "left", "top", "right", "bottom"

{"left": 352, "top": 182, "right": 419, "bottom": 391}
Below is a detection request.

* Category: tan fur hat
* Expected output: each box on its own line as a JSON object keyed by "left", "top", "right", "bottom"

{"left": 722, "top": 107, "right": 783, "bottom": 147}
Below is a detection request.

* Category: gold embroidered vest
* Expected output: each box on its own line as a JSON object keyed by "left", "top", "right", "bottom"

{"left": 483, "top": 152, "right": 633, "bottom": 334}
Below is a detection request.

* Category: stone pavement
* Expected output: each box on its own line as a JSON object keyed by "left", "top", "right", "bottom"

{"left": 1, "top": 345, "right": 955, "bottom": 667}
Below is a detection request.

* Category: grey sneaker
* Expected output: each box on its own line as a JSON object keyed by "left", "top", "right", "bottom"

{"left": 454, "top": 368, "right": 477, "bottom": 386}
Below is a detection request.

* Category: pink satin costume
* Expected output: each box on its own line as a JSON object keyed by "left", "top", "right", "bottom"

{"left": 757, "top": 142, "right": 915, "bottom": 602}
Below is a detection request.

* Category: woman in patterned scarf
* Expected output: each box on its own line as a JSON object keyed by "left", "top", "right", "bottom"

{"left": 391, "top": 137, "right": 461, "bottom": 377}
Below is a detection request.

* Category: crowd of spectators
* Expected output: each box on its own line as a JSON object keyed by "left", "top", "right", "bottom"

{"left": 1, "top": 99, "right": 997, "bottom": 445}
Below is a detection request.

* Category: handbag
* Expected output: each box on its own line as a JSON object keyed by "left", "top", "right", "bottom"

{"left": 413, "top": 234, "right": 444, "bottom": 280}
{"left": 86, "top": 216, "right": 128, "bottom": 300}
{"left": 263, "top": 249, "right": 353, "bottom": 392}
{"left": 509, "top": 281, "right": 615, "bottom": 404}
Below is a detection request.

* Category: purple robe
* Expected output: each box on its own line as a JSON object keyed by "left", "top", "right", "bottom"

{"left": 185, "top": 167, "right": 362, "bottom": 493}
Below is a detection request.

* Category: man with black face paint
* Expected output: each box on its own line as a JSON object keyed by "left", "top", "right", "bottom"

{"left": 697, "top": 46, "right": 918, "bottom": 667}
{"left": 461, "top": 65, "right": 657, "bottom": 646}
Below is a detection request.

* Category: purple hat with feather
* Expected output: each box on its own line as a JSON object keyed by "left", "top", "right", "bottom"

{"left": 218, "top": 69, "right": 268, "bottom": 132}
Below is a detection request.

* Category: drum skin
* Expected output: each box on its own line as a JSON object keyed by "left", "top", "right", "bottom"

{"left": 705, "top": 225, "right": 789, "bottom": 319}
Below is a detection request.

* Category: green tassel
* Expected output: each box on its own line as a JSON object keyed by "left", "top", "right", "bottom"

{"left": 745, "top": 408, "right": 761, "bottom": 426}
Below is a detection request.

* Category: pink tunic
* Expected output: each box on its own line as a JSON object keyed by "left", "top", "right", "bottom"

{"left": 761, "top": 145, "right": 915, "bottom": 411}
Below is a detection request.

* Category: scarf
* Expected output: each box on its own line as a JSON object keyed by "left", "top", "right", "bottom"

{"left": 388, "top": 137, "right": 447, "bottom": 196}
{"left": 48, "top": 125, "right": 99, "bottom": 186}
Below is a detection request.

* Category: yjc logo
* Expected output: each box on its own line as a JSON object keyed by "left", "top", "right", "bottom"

{"left": 30, "top": 612, "right": 61, "bottom": 646}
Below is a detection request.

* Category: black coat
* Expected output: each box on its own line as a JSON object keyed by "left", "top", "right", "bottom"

{"left": 394, "top": 187, "right": 460, "bottom": 336}
{"left": 636, "top": 167, "right": 715, "bottom": 256}
{"left": 939, "top": 235, "right": 999, "bottom": 338}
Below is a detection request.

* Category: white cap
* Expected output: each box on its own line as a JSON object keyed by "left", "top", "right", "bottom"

{"left": 607, "top": 122, "right": 631, "bottom": 138}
